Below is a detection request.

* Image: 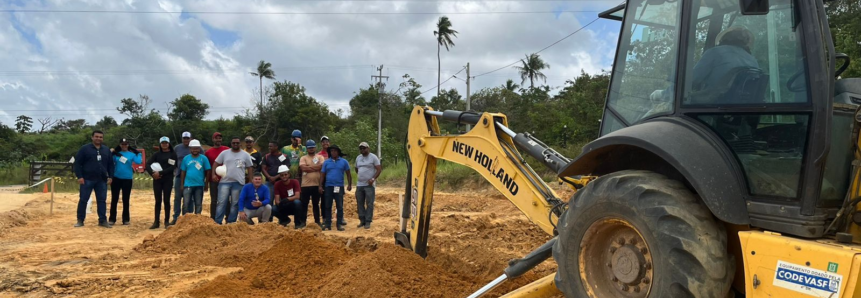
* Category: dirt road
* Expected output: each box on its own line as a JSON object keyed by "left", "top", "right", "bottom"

{"left": 0, "top": 187, "right": 563, "bottom": 297}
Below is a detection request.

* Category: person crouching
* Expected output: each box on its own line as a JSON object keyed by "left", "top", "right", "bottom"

{"left": 272, "top": 165, "right": 303, "bottom": 228}
{"left": 238, "top": 173, "right": 272, "bottom": 225}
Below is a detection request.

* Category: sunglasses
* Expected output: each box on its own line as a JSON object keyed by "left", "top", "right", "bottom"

{"left": 359, "top": 146, "right": 368, "bottom": 149}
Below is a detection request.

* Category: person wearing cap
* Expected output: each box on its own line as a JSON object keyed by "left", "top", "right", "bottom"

{"left": 180, "top": 139, "right": 210, "bottom": 215}
{"left": 272, "top": 165, "right": 303, "bottom": 228}
{"left": 281, "top": 129, "right": 306, "bottom": 167}
{"left": 213, "top": 136, "right": 254, "bottom": 224}
{"left": 318, "top": 136, "right": 331, "bottom": 159}
{"left": 205, "top": 132, "right": 229, "bottom": 221}
{"left": 243, "top": 136, "right": 263, "bottom": 173}
{"left": 320, "top": 144, "right": 352, "bottom": 231}
{"left": 238, "top": 173, "right": 272, "bottom": 225}
{"left": 354, "top": 142, "right": 382, "bottom": 229}
{"left": 691, "top": 26, "right": 759, "bottom": 95}
{"left": 109, "top": 138, "right": 141, "bottom": 226}
{"left": 299, "top": 140, "right": 326, "bottom": 227}
{"left": 146, "top": 137, "right": 178, "bottom": 229}
{"left": 261, "top": 141, "right": 290, "bottom": 199}
{"left": 73, "top": 131, "right": 114, "bottom": 228}
{"left": 170, "top": 131, "right": 193, "bottom": 225}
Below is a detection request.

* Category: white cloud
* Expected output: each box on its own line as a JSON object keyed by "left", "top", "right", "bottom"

{"left": 0, "top": 0, "right": 620, "bottom": 126}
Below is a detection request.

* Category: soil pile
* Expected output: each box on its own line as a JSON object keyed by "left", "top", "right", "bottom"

{"left": 316, "top": 245, "right": 473, "bottom": 298}
{"left": 135, "top": 214, "right": 292, "bottom": 268}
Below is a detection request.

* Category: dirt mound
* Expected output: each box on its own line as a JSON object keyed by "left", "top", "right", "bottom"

{"left": 316, "top": 245, "right": 473, "bottom": 298}
{"left": 135, "top": 214, "right": 292, "bottom": 268}
{"left": 187, "top": 230, "right": 353, "bottom": 298}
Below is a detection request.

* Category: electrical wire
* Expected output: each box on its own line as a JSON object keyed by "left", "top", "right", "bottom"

{"left": 421, "top": 66, "right": 466, "bottom": 95}
{"left": 1, "top": 9, "right": 603, "bottom": 15}
{"left": 473, "top": 17, "right": 600, "bottom": 78}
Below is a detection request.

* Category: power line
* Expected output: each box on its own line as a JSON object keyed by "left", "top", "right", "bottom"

{"left": 422, "top": 66, "right": 466, "bottom": 95}
{"left": 1, "top": 9, "right": 602, "bottom": 15}
{"left": 473, "top": 17, "right": 600, "bottom": 78}
{"left": 0, "top": 65, "right": 376, "bottom": 77}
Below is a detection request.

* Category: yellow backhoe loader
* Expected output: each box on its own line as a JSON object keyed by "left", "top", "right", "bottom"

{"left": 395, "top": 0, "right": 861, "bottom": 297}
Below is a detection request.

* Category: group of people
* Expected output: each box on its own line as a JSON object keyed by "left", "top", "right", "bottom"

{"left": 73, "top": 129, "right": 382, "bottom": 232}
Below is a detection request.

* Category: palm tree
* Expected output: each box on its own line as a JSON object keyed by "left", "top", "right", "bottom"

{"left": 434, "top": 16, "right": 458, "bottom": 98}
{"left": 513, "top": 53, "right": 550, "bottom": 88}
{"left": 502, "top": 79, "right": 520, "bottom": 92}
{"left": 250, "top": 60, "right": 276, "bottom": 105}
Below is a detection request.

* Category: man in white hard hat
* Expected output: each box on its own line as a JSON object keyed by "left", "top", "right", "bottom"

{"left": 179, "top": 139, "right": 210, "bottom": 215}
{"left": 272, "top": 165, "right": 303, "bottom": 228}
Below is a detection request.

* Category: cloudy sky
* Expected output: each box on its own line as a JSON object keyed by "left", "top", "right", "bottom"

{"left": 0, "top": 0, "right": 622, "bottom": 127}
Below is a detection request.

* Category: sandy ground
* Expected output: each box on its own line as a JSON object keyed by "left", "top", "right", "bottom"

{"left": 0, "top": 186, "right": 570, "bottom": 297}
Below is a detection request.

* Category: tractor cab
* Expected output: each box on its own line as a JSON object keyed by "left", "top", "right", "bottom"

{"left": 594, "top": 0, "right": 861, "bottom": 238}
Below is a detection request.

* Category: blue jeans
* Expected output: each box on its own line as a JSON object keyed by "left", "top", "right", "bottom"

{"left": 323, "top": 186, "right": 346, "bottom": 228}
{"left": 183, "top": 186, "right": 204, "bottom": 214}
{"left": 216, "top": 182, "right": 243, "bottom": 224}
{"left": 78, "top": 179, "right": 108, "bottom": 222}
{"left": 264, "top": 181, "right": 276, "bottom": 201}
{"left": 356, "top": 185, "right": 375, "bottom": 224}
{"left": 172, "top": 175, "right": 184, "bottom": 221}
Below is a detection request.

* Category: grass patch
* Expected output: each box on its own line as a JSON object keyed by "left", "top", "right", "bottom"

{"left": 0, "top": 165, "right": 28, "bottom": 186}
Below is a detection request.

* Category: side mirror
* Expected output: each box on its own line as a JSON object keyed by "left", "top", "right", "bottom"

{"left": 740, "top": 0, "right": 769, "bottom": 15}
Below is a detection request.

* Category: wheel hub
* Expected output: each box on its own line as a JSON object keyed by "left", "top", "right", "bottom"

{"left": 579, "top": 218, "right": 653, "bottom": 297}
{"left": 611, "top": 245, "right": 645, "bottom": 284}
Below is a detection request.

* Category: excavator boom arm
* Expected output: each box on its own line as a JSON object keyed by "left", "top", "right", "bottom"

{"left": 395, "top": 106, "right": 565, "bottom": 258}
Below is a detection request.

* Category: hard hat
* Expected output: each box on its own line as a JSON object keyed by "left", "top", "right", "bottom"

{"left": 306, "top": 140, "right": 317, "bottom": 148}
{"left": 278, "top": 165, "right": 290, "bottom": 174}
{"left": 215, "top": 165, "right": 227, "bottom": 177}
{"left": 189, "top": 140, "right": 201, "bottom": 147}
{"left": 292, "top": 130, "right": 302, "bottom": 138}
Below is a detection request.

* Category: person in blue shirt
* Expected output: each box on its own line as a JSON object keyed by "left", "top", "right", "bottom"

{"left": 109, "top": 139, "right": 141, "bottom": 226}
{"left": 320, "top": 145, "right": 352, "bottom": 231}
{"left": 73, "top": 130, "right": 115, "bottom": 228}
{"left": 238, "top": 173, "right": 272, "bottom": 224}
{"left": 180, "top": 140, "right": 211, "bottom": 215}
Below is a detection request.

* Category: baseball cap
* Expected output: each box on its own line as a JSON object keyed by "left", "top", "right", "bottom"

{"left": 120, "top": 138, "right": 129, "bottom": 144}
{"left": 277, "top": 165, "right": 290, "bottom": 174}
{"left": 359, "top": 142, "right": 369, "bottom": 148}
{"left": 182, "top": 131, "right": 191, "bottom": 138}
{"left": 189, "top": 140, "right": 202, "bottom": 147}
{"left": 212, "top": 132, "right": 222, "bottom": 138}
{"left": 306, "top": 140, "right": 317, "bottom": 148}
{"left": 245, "top": 136, "right": 254, "bottom": 142}
{"left": 320, "top": 136, "right": 330, "bottom": 141}
{"left": 159, "top": 136, "right": 170, "bottom": 143}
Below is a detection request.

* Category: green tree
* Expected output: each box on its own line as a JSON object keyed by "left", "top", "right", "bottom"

{"left": 168, "top": 94, "right": 209, "bottom": 121}
{"left": 827, "top": 0, "right": 861, "bottom": 78}
{"left": 250, "top": 60, "right": 277, "bottom": 106}
{"left": 514, "top": 53, "right": 550, "bottom": 88}
{"left": 95, "top": 116, "right": 118, "bottom": 130}
{"left": 15, "top": 115, "right": 32, "bottom": 133}
{"left": 502, "top": 79, "right": 520, "bottom": 92}
{"left": 434, "top": 16, "right": 458, "bottom": 98}
{"left": 257, "top": 81, "right": 340, "bottom": 145}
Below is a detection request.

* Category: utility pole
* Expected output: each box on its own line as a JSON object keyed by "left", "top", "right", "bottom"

{"left": 465, "top": 62, "right": 471, "bottom": 131}
{"left": 372, "top": 65, "right": 388, "bottom": 158}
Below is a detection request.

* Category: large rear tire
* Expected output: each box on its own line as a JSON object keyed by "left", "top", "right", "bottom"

{"left": 553, "top": 170, "right": 734, "bottom": 297}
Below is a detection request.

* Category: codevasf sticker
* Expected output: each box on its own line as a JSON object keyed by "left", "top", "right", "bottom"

{"left": 772, "top": 260, "right": 842, "bottom": 297}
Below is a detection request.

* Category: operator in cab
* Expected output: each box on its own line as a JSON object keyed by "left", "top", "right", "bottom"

{"left": 648, "top": 26, "right": 759, "bottom": 106}
{"left": 690, "top": 26, "right": 759, "bottom": 92}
